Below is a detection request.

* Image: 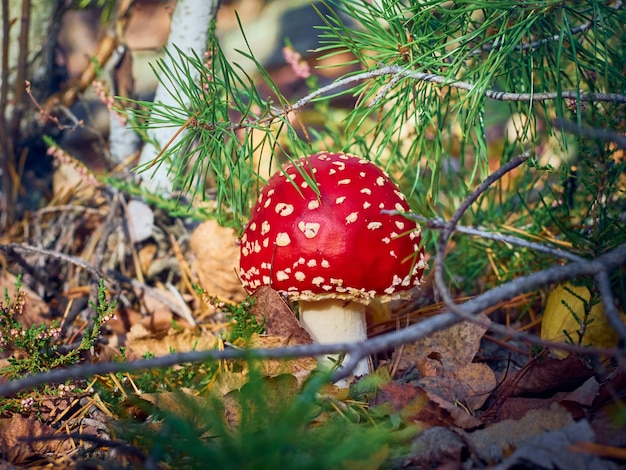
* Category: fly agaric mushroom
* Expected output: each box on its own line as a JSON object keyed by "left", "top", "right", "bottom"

{"left": 239, "top": 152, "right": 427, "bottom": 379}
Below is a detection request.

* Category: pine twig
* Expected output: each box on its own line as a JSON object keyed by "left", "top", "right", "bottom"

{"left": 1, "top": 239, "right": 625, "bottom": 395}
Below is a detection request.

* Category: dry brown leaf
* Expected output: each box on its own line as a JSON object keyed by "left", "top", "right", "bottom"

{"left": 250, "top": 286, "right": 312, "bottom": 345}
{"left": 126, "top": 324, "right": 217, "bottom": 358}
{"left": 137, "top": 242, "right": 158, "bottom": 275}
{"left": 249, "top": 334, "right": 317, "bottom": 384}
{"left": 189, "top": 220, "right": 247, "bottom": 302}
{"left": 508, "top": 354, "right": 594, "bottom": 397}
{"left": 51, "top": 161, "right": 97, "bottom": 200}
{"left": 393, "top": 314, "right": 496, "bottom": 419}
{"left": 373, "top": 381, "right": 458, "bottom": 429}
{"left": 0, "top": 413, "right": 73, "bottom": 464}
{"left": 462, "top": 402, "right": 574, "bottom": 464}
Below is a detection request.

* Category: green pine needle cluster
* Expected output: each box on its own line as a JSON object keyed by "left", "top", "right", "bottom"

{"left": 122, "top": 0, "right": 625, "bottom": 291}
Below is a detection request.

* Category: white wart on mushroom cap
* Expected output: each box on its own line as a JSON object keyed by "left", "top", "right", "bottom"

{"left": 239, "top": 152, "right": 427, "bottom": 302}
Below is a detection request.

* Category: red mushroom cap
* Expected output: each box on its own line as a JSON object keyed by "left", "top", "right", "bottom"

{"left": 239, "top": 152, "right": 427, "bottom": 303}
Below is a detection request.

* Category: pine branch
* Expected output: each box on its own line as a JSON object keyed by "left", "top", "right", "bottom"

{"left": 0, "top": 240, "right": 623, "bottom": 397}
{"left": 474, "top": 0, "right": 624, "bottom": 54}
{"left": 366, "top": 66, "right": 626, "bottom": 106}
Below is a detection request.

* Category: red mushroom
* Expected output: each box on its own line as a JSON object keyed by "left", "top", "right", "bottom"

{"left": 239, "top": 152, "right": 427, "bottom": 379}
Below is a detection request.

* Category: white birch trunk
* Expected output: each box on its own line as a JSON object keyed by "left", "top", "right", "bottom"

{"left": 137, "top": 0, "right": 219, "bottom": 194}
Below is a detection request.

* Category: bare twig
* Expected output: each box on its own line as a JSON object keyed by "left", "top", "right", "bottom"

{"left": 386, "top": 214, "right": 586, "bottom": 263}
{"left": 0, "top": 240, "right": 624, "bottom": 395}
{"left": 428, "top": 153, "right": 626, "bottom": 350}
{"left": 367, "top": 67, "right": 626, "bottom": 107}
{"left": 595, "top": 269, "right": 626, "bottom": 340}
{"left": 0, "top": 243, "right": 108, "bottom": 280}
{"left": 0, "top": 241, "right": 197, "bottom": 324}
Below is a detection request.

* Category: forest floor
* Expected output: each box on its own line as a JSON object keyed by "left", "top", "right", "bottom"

{"left": 0, "top": 1, "right": 625, "bottom": 469}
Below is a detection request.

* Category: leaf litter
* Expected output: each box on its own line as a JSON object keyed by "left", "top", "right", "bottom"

{"left": 1, "top": 191, "right": 625, "bottom": 468}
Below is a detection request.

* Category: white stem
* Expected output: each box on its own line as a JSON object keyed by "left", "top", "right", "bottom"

{"left": 298, "top": 299, "right": 371, "bottom": 383}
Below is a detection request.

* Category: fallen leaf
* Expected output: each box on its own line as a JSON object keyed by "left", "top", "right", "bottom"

{"left": 127, "top": 324, "right": 217, "bottom": 358}
{"left": 0, "top": 413, "right": 73, "bottom": 464}
{"left": 393, "top": 315, "right": 496, "bottom": 421}
{"left": 250, "top": 286, "right": 312, "bottom": 345}
{"left": 373, "top": 381, "right": 458, "bottom": 429}
{"left": 463, "top": 402, "right": 574, "bottom": 464}
{"left": 125, "top": 199, "right": 154, "bottom": 243}
{"left": 508, "top": 354, "right": 594, "bottom": 397}
{"left": 137, "top": 242, "right": 158, "bottom": 275}
{"left": 494, "top": 420, "right": 610, "bottom": 470}
{"left": 405, "top": 426, "right": 467, "bottom": 469}
{"left": 541, "top": 282, "right": 624, "bottom": 357}
{"left": 397, "top": 314, "right": 490, "bottom": 372}
{"left": 249, "top": 334, "right": 317, "bottom": 384}
{"left": 189, "top": 220, "right": 248, "bottom": 302}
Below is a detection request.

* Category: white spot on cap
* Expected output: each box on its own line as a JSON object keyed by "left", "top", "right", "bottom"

{"left": 263, "top": 238, "right": 269, "bottom": 248}
{"left": 242, "top": 247, "right": 249, "bottom": 256}
{"left": 395, "top": 221, "right": 405, "bottom": 230}
{"left": 307, "top": 259, "right": 317, "bottom": 267}
{"left": 360, "top": 188, "right": 372, "bottom": 195}
{"left": 249, "top": 222, "right": 257, "bottom": 231}
{"left": 382, "top": 237, "right": 391, "bottom": 244}
{"left": 301, "top": 181, "right": 308, "bottom": 188}
{"left": 338, "top": 179, "right": 351, "bottom": 185}
{"left": 390, "top": 250, "right": 397, "bottom": 258}
{"left": 336, "top": 196, "right": 346, "bottom": 204}
{"left": 295, "top": 271, "right": 305, "bottom": 281}
{"left": 312, "top": 276, "right": 324, "bottom": 286}
{"left": 261, "top": 221, "right": 270, "bottom": 235}
{"left": 308, "top": 200, "right": 320, "bottom": 210}
{"left": 276, "top": 270, "right": 289, "bottom": 281}
{"left": 395, "top": 203, "right": 405, "bottom": 212}
{"left": 298, "top": 221, "right": 321, "bottom": 238}
{"left": 329, "top": 169, "right": 336, "bottom": 175}
{"left": 275, "top": 203, "right": 294, "bottom": 216}
{"left": 376, "top": 176, "right": 385, "bottom": 186}
{"left": 345, "top": 212, "right": 358, "bottom": 224}
{"left": 330, "top": 278, "right": 343, "bottom": 286}
{"left": 332, "top": 161, "right": 346, "bottom": 170}
{"left": 321, "top": 259, "right": 330, "bottom": 268}
{"left": 276, "top": 233, "right": 291, "bottom": 246}
{"left": 263, "top": 276, "right": 271, "bottom": 284}
{"left": 384, "top": 286, "right": 395, "bottom": 295}
{"left": 363, "top": 202, "right": 371, "bottom": 209}
{"left": 264, "top": 198, "right": 272, "bottom": 208}
{"left": 367, "top": 222, "right": 383, "bottom": 230}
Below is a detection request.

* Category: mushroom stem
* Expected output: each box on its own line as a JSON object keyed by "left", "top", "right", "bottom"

{"left": 298, "top": 299, "right": 371, "bottom": 380}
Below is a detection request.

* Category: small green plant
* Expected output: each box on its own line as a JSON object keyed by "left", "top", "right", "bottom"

{"left": 223, "top": 297, "right": 265, "bottom": 343}
{"left": 0, "top": 276, "right": 115, "bottom": 380}
{"left": 114, "top": 368, "right": 397, "bottom": 470}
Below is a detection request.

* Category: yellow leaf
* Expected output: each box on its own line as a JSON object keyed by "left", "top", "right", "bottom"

{"left": 541, "top": 282, "right": 623, "bottom": 357}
